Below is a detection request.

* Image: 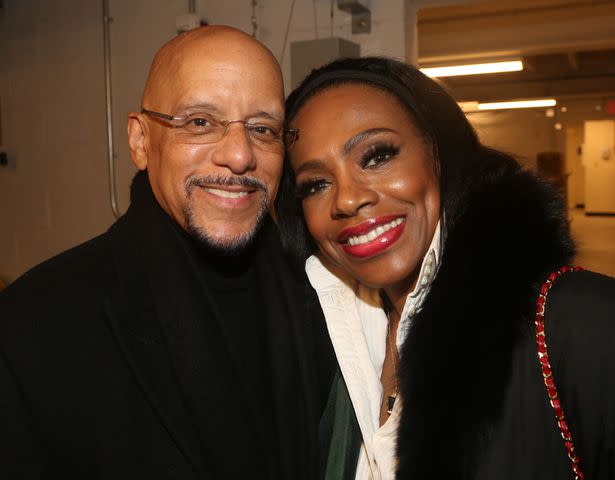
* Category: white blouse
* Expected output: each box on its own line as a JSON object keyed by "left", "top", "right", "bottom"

{"left": 306, "top": 222, "right": 442, "bottom": 480}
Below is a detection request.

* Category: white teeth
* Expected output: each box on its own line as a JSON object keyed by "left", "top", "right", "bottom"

{"left": 205, "top": 187, "right": 248, "bottom": 199}
{"left": 346, "top": 217, "right": 404, "bottom": 246}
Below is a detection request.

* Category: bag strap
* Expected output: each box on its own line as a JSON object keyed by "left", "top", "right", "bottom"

{"left": 535, "top": 265, "right": 585, "bottom": 480}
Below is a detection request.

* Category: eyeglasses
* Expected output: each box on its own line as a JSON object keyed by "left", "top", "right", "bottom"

{"left": 141, "top": 108, "right": 299, "bottom": 151}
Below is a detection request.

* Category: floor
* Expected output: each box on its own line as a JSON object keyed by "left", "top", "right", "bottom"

{"left": 570, "top": 209, "right": 615, "bottom": 278}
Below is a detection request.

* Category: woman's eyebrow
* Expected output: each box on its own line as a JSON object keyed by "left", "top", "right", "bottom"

{"left": 294, "top": 159, "right": 326, "bottom": 176}
{"left": 294, "top": 127, "right": 396, "bottom": 176}
{"left": 343, "top": 128, "right": 395, "bottom": 155}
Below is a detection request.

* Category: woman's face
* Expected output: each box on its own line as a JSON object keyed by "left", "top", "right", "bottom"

{"left": 288, "top": 83, "right": 440, "bottom": 297}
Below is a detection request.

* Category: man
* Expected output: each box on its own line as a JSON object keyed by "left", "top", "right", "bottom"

{"left": 0, "top": 26, "right": 333, "bottom": 479}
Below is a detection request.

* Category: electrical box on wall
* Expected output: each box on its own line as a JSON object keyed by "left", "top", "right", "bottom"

{"left": 337, "top": 0, "right": 371, "bottom": 34}
{"left": 291, "top": 38, "right": 360, "bottom": 89}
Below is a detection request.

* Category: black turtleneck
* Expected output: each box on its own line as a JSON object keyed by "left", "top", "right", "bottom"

{"left": 123, "top": 171, "right": 322, "bottom": 479}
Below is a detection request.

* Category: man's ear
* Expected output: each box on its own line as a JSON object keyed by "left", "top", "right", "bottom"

{"left": 127, "top": 113, "right": 148, "bottom": 170}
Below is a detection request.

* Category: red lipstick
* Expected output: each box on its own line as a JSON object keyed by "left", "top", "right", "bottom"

{"left": 338, "top": 215, "right": 406, "bottom": 258}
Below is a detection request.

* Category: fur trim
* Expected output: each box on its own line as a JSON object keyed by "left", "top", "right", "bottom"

{"left": 395, "top": 167, "right": 574, "bottom": 479}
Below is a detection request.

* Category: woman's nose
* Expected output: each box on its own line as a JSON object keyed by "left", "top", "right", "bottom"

{"left": 331, "top": 176, "right": 378, "bottom": 219}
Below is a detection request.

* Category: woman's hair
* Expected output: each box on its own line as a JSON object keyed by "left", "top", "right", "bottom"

{"left": 276, "top": 56, "right": 519, "bottom": 261}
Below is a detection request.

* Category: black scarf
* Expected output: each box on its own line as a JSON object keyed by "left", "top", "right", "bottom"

{"left": 111, "top": 172, "right": 329, "bottom": 479}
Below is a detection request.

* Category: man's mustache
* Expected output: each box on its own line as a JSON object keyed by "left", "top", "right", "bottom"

{"left": 185, "top": 175, "right": 268, "bottom": 195}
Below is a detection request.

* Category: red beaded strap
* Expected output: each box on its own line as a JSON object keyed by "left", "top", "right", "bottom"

{"left": 535, "top": 265, "right": 585, "bottom": 480}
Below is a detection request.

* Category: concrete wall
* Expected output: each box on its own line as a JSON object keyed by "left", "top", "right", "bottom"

{"left": 0, "top": 0, "right": 114, "bottom": 283}
{"left": 466, "top": 108, "right": 558, "bottom": 170}
{"left": 466, "top": 98, "right": 614, "bottom": 204}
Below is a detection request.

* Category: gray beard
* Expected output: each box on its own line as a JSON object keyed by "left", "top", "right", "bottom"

{"left": 183, "top": 175, "right": 269, "bottom": 255}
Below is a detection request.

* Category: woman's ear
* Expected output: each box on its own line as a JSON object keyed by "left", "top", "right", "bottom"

{"left": 127, "top": 113, "right": 148, "bottom": 171}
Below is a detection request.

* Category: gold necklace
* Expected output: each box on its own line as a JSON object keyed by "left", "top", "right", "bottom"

{"left": 386, "top": 315, "right": 399, "bottom": 415}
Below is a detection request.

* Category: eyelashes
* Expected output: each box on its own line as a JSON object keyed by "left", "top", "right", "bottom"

{"left": 295, "top": 142, "right": 400, "bottom": 200}
{"left": 296, "top": 178, "right": 329, "bottom": 199}
{"left": 361, "top": 143, "right": 400, "bottom": 168}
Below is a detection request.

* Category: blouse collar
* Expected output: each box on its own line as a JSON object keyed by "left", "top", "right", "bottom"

{"left": 306, "top": 220, "right": 443, "bottom": 351}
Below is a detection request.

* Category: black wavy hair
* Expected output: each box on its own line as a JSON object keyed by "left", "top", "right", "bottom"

{"left": 276, "top": 56, "right": 519, "bottom": 262}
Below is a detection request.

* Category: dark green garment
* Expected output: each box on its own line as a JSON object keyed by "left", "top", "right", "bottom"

{"left": 319, "top": 370, "right": 363, "bottom": 480}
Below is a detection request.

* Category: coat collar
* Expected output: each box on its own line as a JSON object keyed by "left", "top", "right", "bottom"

{"left": 102, "top": 172, "right": 267, "bottom": 475}
{"left": 102, "top": 205, "right": 206, "bottom": 476}
{"left": 395, "top": 166, "right": 574, "bottom": 479}
{"left": 101, "top": 172, "right": 329, "bottom": 479}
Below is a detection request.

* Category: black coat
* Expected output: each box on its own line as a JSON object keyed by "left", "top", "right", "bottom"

{"left": 320, "top": 166, "right": 615, "bottom": 479}
{"left": 0, "top": 174, "right": 335, "bottom": 479}
{"left": 397, "top": 167, "right": 615, "bottom": 479}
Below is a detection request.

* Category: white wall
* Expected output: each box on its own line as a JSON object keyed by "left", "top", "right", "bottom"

{"left": 465, "top": 97, "right": 614, "bottom": 193}
{"left": 108, "top": 0, "right": 196, "bottom": 214}
{"left": 466, "top": 108, "right": 559, "bottom": 169}
{"left": 0, "top": 0, "right": 408, "bottom": 283}
{"left": 204, "top": 0, "right": 406, "bottom": 95}
{"left": 584, "top": 120, "right": 615, "bottom": 214}
{"left": 1, "top": 0, "right": 113, "bottom": 283}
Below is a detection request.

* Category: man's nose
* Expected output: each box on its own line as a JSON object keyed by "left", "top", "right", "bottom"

{"left": 210, "top": 123, "right": 257, "bottom": 174}
{"left": 331, "top": 176, "right": 378, "bottom": 219}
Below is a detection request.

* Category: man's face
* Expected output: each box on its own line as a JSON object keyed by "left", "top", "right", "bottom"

{"left": 131, "top": 41, "right": 284, "bottom": 253}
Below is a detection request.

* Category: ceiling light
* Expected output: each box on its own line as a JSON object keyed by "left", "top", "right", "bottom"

{"left": 420, "top": 60, "right": 523, "bottom": 78}
{"left": 458, "top": 101, "right": 479, "bottom": 112}
{"left": 477, "top": 99, "right": 557, "bottom": 111}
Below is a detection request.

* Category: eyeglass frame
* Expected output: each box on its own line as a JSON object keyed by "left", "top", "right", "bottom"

{"left": 141, "top": 108, "right": 299, "bottom": 148}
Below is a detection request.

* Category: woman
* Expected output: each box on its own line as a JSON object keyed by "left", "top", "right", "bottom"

{"left": 277, "top": 57, "right": 615, "bottom": 480}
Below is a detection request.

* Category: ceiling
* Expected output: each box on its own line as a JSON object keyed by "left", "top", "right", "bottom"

{"left": 416, "top": 0, "right": 615, "bottom": 103}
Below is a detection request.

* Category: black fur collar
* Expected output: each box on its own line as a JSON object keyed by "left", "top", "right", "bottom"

{"left": 395, "top": 166, "right": 574, "bottom": 478}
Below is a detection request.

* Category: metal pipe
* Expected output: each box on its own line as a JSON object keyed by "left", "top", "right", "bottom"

{"left": 103, "top": 0, "right": 121, "bottom": 219}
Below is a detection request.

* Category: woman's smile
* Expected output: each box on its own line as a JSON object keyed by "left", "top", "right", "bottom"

{"left": 337, "top": 215, "right": 406, "bottom": 258}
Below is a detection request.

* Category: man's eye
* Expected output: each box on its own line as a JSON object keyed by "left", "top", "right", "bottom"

{"left": 180, "top": 114, "right": 216, "bottom": 134}
{"left": 249, "top": 124, "right": 279, "bottom": 141}
{"left": 191, "top": 117, "right": 209, "bottom": 127}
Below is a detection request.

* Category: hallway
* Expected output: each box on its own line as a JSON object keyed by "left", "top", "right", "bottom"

{"left": 570, "top": 209, "right": 615, "bottom": 278}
